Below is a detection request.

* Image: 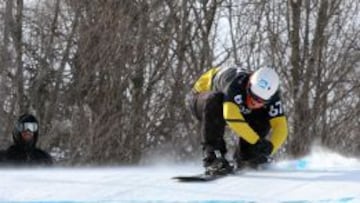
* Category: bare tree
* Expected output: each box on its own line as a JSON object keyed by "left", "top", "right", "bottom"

{"left": 215, "top": 0, "right": 360, "bottom": 158}
{"left": 0, "top": 0, "right": 359, "bottom": 165}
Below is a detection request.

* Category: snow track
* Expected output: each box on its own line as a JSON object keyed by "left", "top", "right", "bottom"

{"left": 0, "top": 150, "right": 359, "bottom": 202}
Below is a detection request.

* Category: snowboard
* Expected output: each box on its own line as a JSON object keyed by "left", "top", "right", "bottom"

{"left": 173, "top": 163, "right": 269, "bottom": 182}
{"left": 172, "top": 173, "right": 229, "bottom": 182}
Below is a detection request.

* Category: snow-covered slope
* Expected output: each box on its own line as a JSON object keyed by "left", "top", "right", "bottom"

{"left": 0, "top": 148, "right": 359, "bottom": 203}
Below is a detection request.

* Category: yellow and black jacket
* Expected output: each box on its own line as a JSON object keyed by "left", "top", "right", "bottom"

{"left": 193, "top": 67, "right": 288, "bottom": 155}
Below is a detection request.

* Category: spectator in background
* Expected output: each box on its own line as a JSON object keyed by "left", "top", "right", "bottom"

{"left": 0, "top": 113, "right": 53, "bottom": 166}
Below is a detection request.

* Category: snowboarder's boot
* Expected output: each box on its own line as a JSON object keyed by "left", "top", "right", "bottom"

{"left": 203, "top": 149, "right": 233, "bottom": 175}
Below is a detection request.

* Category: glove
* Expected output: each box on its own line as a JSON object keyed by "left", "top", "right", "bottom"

{"left": 253, "top": 139, "right": 273, "bottom": 157}
{"left": 246, "top": 139, "right": 273, "bottom": 167}
{"left": 250, "top": 154, "right": 271, "bottom": 166}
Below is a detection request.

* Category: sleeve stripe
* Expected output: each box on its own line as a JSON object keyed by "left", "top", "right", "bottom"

{"left": 225, "top": 119, "right": 246, "bottom": 122}
{"left": 223, "top": 101, "right": 260, "bottom": 144}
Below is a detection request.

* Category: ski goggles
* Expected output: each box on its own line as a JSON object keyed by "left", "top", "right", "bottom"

{"left": 247, "top": 87, "right": 268, "bottom": 105}
{"left": 16, "top": 122, "right": 39, "bottom": 132}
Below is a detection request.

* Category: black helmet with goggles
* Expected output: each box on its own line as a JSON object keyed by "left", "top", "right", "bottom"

{"left": 12, "top": 113, "right": 39, "bottom": 147}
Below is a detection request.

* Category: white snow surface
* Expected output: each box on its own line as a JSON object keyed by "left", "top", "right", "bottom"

{"left": 1, "top": 148, "right": 360, "bottom": 203}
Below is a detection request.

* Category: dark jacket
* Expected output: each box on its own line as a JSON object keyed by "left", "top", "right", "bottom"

{"left": 1, "top": 144, "right": 53, "bottom": 166}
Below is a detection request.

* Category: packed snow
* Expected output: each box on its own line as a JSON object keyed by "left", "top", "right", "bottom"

{"left": 0, "top": 147, "right": 359, "bottom": 203}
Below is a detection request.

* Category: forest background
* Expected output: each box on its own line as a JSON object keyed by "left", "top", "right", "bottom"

{"left": 0, "top": 0, "right": 359, "bottom": 165}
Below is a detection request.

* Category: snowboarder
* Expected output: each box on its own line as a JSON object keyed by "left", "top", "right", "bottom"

{"left": 187, "top": 66, "right": 288, "bottom": 175}
{"left": 0, "top": 113, "right": 53, "bottom": 166}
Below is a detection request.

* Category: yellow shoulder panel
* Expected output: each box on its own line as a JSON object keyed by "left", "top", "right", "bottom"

{"left": 223, "top": 102, "right": 260, "bottom": 144}
{"left": 269, "top": 116, "right": 288, "bottom": 154}
{"left": 193, "top": 67, "right": 220, "bottom": 93}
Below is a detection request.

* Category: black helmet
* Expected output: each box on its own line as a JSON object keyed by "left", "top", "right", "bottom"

{"left": 12, "top": 113, "right": 39, "bottom": 147}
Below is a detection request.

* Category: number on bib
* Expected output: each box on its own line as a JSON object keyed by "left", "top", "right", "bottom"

{"left": 269, "top": 101, "right": 283, "bottom": 117}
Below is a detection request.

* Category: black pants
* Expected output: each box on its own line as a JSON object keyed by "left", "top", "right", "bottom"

{"left": 187, "top": 91, "right": 270, "bottom": 162}
{"left": 187, "top": 91, "right": 227, "bottom": 155}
